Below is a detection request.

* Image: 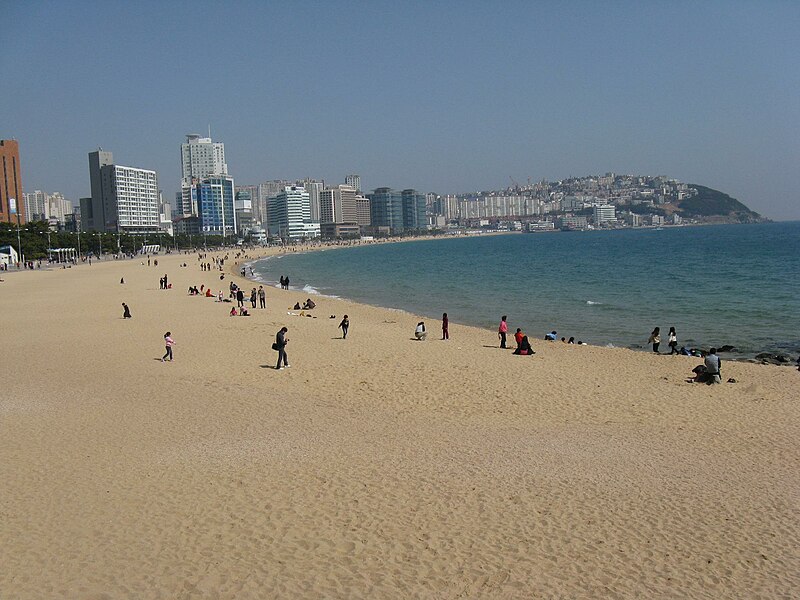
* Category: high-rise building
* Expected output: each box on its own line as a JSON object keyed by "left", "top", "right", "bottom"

{"left": 24, "top": 190, "right": 48, "bottom": 222}
{"left": 367, "top": 187, "right": 403, "bottom": 232}
{"left": 197, "top": 175, "right": 236, "bottom": 237}
{"left": 179, "top": 134, "right": 228, "bottom": 216}
{"left": 298, "top": 179, "right": 323, "bottom": 222}
{"left": 401, "top": 189, "right": 426, "bottom": 231}
{"left": 345, "top": 174, "right": 361, "bottom": 193}
{"left": 83, "top": 149, "right": 160, "bottom": 233}
{"left": 319, "top": 184, "right": 359, "bottom": 224}
{"left": 47, "top": 192, "right": 71, "bottom": 225}
{"left": 1, "top": 140, "right": 24, "bottom": 224}
{"left": 356, "top": 196, "right": 371, "bottom": 226}
{"left": 236, "top": 185, "right": 265, "bottom": 225}
{"left": 268, "top": 186, "right": 320, "bottom": 240}
{"left": 234, "top": 188, "right": 253, "bottom": 235}
{"left": 181, "top": 134, "right": 227, "bottom": 181}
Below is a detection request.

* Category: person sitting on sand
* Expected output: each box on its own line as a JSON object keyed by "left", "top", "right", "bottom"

{"left": 230, "top": 306, "right": 238, "bottom": 316}
{"left": 514, "top": 328, "right": 524, "bottom": 350}
{"left": 293, "top": 302, "right": 302, "bottom": 310}
{"left": 545, "top": 331, "right": 557, "bottom": 341}
{"left": 415, "top": 322, "right": 427, "bottom": 340}
{"left": 513, "top": 336, "right": 535, "bottom": 355}
{"left": 205, "top": 288, "right": 213, "bottom": 297}
{"left": 239, "top": 307, "right": 250, "bottom": 316}
{"left": 704, "top": 348, "right": 722, "bottom": 384}
{"left": 302, "top": 298, "right": 316, "bottom": 310}
{"left": 568, "top": 337, "right": 575, "bottom": 344}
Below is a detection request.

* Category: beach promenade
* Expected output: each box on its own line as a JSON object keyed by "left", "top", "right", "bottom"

{"left": 1, "top": 248, "right": 798, "bottom": 598}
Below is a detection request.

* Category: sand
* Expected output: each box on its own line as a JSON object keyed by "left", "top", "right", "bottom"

{"left": 1, "top": 246, "right": 798, "bottom": 599}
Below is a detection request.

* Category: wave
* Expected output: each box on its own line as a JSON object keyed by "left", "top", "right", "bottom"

{"left": 586, "top": 300, "right": 603, "bottom": 305}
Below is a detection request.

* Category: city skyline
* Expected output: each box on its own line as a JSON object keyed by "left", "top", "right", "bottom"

{"left": 2, "top": 2, "right": 798, "bottom": 220}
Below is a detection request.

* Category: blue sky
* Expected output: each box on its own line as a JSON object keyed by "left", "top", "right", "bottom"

{"left": 3, "top": 1, "right": 798, "bottom": 219}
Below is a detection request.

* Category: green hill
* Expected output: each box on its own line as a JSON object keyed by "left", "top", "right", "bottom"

{"left": 677, "top": 185, "right": 764, "bottom": 222}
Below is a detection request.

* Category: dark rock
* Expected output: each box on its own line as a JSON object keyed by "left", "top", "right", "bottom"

{"left": 717, "top": 345, "right": 737, "bottom": 353}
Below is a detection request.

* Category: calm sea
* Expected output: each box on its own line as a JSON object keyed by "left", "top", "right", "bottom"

{"left": 252, "top": 222, "right": 800, "bottom": 358}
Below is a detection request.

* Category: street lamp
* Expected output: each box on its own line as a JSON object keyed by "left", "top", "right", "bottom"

{"left": 96, "top": 232, "right": 101, "bottom": 258}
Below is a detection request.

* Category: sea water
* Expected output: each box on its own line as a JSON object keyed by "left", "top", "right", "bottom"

{"left": 252, "top": 222, "right": 800, "bottom": 359}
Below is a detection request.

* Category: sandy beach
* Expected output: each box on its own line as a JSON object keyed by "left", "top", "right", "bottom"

{"left": 1, "top": 247, "right": 798, "bottom": 599}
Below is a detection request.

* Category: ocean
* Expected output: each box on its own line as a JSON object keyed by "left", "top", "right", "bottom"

{"left": 250, "top": 222, "right": 800, "bottom": 359}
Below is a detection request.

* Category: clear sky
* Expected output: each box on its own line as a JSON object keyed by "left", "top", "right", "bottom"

{"left": 3, "top": 1, "right": 798, "bottom": 219}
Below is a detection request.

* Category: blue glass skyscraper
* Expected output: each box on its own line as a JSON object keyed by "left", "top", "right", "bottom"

{"left": 198, "top": 175, "right": 236, "bottom": 237}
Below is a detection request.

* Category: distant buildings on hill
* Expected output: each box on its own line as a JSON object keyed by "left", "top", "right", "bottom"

{"left": 12, "top": 130, "right": 733, "bottom": 242}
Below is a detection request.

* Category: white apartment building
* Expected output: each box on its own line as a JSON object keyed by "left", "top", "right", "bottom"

{"left": 179, "top": 134, "right": 228, "bottom": 216}
{"left": 268, "top": 186, "right": 320, "bottom": 240}
{"left": 344, "top": 174, "right": 361, "bottom": 193}
{"left": 181, "top": 134, "right": 227, "bottom": 181}
{"left": 47, "top": 192, "right": 71, "bottom": 224}
{"left": 593, "top": 204, "right": 616, "bottom": 225}
{"left": 104, "top": 165, "right": 160, "bottom": 232}
{"left": 299, "top": 179, "right": 323, "bottom": 222}
{"left": 23, "top": 190, "right": 48, "bottom": 221}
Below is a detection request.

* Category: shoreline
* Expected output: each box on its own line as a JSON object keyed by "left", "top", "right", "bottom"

{"left": 237, "top": 235, "right": 797, "bottom": 365}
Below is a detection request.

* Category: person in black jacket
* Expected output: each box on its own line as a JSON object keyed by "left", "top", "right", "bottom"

{"left": 275, "top": 327, "right": 290, "bottom": 370}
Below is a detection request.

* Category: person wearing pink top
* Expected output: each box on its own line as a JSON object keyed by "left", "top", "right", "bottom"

{"left": 162, "top": 332, "right": 175, "bottom": 362}
{"left": 498, "top": 315, "right": 508, "bottom": 348}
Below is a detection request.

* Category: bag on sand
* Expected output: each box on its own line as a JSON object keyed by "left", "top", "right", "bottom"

{"left": 271, "top": 342, "right": 279, "bottom": 351}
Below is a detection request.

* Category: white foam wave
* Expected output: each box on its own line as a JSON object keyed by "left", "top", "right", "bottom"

{"left": 586, "top": 300, "right": 603, "bottom": 305}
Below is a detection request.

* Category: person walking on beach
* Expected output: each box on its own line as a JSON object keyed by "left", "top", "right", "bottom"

{"left": 258, "top": 286, "right": 266, "bottom": 308}
{"left": 163, "top": 274, "right": 168, "bottom": 289}
{"left": 668, "top": 327, "right": 678, "bottom": 354}
{"left": 236, "top": 288, "right": 244, "bottom": 308}
{"left": 162, "top": 332, "right": 175, "bottom": 362}
{"left": 498, "top": 316, "right": 509, "bottom": 348}
{"left": 275, "top": 327, "right": 290, "bottom": 369}
{"left": 122, "top": 302, "right": 131, "bottom": 319}
{"left": 442, "top": 313, "right": 449, "bottom": 340}
{"left": 283, "top": 275, "right": 290, "bottom": 290}
{"left": 339, "top": 315, "right": 350, "bottom": 339}
{"left": 649, "top": 327, "right": 661, "bottom": 353}
{"left": 250, "top": 288, "right": 257, "bottom": 309}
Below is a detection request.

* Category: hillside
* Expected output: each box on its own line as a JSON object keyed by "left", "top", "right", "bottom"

{"left": 676, "top": 185, "right": 765, "bottom": 222}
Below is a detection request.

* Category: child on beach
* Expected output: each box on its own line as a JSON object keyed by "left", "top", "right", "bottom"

{"left": 649, "top": 327, "right": 661, "bottom": 353}
{"left": 339, "top": 315, "right": 350, "bottom": 339}
{"left": 668, "top": 327, "right": 678, "bottom": 354}
{"left": 122, "top": 303, "right": 131, "bottom": 319}
{"left": 442, "top": 313, "right": 449, "bottom": 340}
{"left": 162, "top": 332, "right": 175, "bottom": 362}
